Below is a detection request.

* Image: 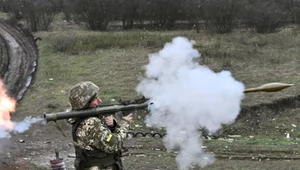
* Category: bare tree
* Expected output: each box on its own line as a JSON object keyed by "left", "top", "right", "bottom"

{"left": 278, "top": 0, "right": 300, "bottom": 24}
{"left": 184, "top": 0, "right": 206, "bottom": 33}
{"left": 203, "top": 0, "right": 242, "bottom": 33}
{"left": 61, "top": 0, "right": 72, "bottom": 22}
{"left": 136, "top": 0, "right": 183, "bottom": 29}
{"left": 70, "top": 0, "right": 117, "bottom": 31}
{"left": 118, "top": 0, "right": 137, "bottom": 29}
{"left": 0, "top": 0, "right": 23, "bottom": 20}
{"left": 21, "top": 0, "right": 61, "bottom": 31}
{"left": 243, "top": 0, "right": 288, "bottom": 33}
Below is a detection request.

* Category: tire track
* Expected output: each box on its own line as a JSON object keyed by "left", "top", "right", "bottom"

{"left": 0, "top": 34, "right": 9, "bottom": 78}
{"left": 0, "top": 19, "right": 38, "bottom": 101}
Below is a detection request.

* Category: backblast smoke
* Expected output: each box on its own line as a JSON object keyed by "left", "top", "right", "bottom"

{"left": 136, "top": 37, "right": 245, "bottom": 170}
{"left": 0, "top": 79, "right": 44, "bottom": 158}
{"left": 0, "top": 116, "right": 44, "bottom": 138}
{"left": 0, "top": 79, "right": 43, "bottom": 138}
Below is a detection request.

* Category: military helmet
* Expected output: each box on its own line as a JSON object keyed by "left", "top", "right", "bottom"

{"left": 69, "top": 81, "right": 99, "bottom": 110}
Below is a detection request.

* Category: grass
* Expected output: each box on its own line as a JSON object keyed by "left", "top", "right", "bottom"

{"left": 0, "top": 12, "right": 8, "bottom": 19}
{"left": 42, "top": 30, "right": 175, "bottom": 54}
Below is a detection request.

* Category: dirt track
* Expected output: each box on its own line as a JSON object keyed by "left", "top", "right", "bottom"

{"left": 1, "top": 20, "right": 300, "bottom": 170}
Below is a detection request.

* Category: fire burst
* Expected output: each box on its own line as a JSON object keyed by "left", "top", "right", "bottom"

{"left": 0, "top": 79, "right": 16, "bottom": 130}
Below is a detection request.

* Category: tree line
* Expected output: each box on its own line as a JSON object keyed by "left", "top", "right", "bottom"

{"left": 0, "top": 0, "right": 300, "bottom": 33}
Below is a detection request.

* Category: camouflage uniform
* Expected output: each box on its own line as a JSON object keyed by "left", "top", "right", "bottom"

{"left": 68, "top": 81, "right": 130, "bottom": 170}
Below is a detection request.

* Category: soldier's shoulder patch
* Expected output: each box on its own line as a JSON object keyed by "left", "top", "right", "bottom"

{"left": 103, "top": 132, "right": 113, "bottom": 142}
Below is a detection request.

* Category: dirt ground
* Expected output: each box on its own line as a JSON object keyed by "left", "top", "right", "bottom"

{"left": 1, "top": 19, "right": 300, "bottom": 170}
{"left": 1, "top": 120, "right": 300, "bottom": 170}
{"left": 2, "top": 104, "right": 300, "bottom": 170}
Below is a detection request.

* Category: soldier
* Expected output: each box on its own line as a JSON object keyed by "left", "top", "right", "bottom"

{"left": 68, "top": 81, "right": 133, "bottom": 170}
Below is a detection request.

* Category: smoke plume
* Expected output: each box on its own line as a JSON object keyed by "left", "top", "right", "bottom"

{"left": 0, "top": 116, "right": 43, "bottom": 138}
{"left": 136, "top": 37, "right": 245, "bottom": 170}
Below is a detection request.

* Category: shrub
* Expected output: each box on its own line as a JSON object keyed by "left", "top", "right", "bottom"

{"left": 52, "top": 33, "right": 77, "bottom": 53}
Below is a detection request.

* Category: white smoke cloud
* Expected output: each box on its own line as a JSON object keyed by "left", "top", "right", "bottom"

{"left": 0, "top": 116, "right": 43, "bottom": 138}
{"left": 0, "top": 129, "right": 10, "bottom": 138}
{"left": 136, "top": 37, "right": 245, "bottom": 170}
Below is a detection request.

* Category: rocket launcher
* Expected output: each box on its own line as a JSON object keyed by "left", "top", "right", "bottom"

{"left": 44, "top": 82, "right": 294, "bottom": 122}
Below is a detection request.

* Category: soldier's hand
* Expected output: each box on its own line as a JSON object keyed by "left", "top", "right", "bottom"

{"left": 104, "top": 115, "right": 114, "bottom": 127}
{"left": 122, "top": 113, "right": 133, "bottom": 123}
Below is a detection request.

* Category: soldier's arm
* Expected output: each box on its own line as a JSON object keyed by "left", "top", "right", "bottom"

{"left": 76, "top": 117, "right": 129, "bottom": 153}
{"left": 113, "top": 119, "right": 130, "bottom": 138}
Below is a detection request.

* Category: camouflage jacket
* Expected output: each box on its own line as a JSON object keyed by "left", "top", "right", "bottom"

{"left": 74, "top": 116, "right": 130, "bottom": 154}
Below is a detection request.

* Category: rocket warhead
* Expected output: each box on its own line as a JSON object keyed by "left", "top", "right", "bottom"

{"left": 244, "top": 82, "right": 294, "bottom": 93}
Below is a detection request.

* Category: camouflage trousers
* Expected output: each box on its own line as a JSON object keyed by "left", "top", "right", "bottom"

{"left": 84, "top": 164, "right": 122, "bottom": 170}
{"left": 74, "top": 152, "right": 123, "bottom": 170}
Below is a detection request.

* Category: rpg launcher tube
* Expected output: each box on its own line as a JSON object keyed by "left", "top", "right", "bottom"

{"left": 44, "top": 102, "right": 148, "bottom": 123}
